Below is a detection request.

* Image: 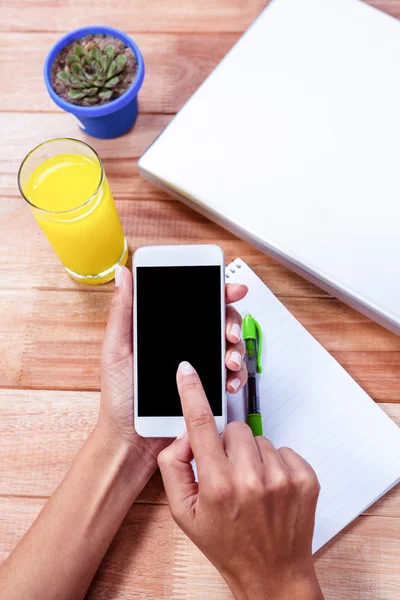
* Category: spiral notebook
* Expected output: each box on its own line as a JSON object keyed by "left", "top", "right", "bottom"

{"left": 225, "top": 259, "right": 400, "bottom": 553}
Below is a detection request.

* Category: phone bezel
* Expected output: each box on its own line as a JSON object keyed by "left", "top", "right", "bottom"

{"left": 133, "top": 244, "right": 226, "bottom": 438}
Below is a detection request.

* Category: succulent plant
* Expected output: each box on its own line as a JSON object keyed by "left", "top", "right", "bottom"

{"left": 56, "top": 42, "right": 128, "bottom": 103}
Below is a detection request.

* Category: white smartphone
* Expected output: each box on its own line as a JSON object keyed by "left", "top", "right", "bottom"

{"left": 133, "top": 244, "right": 226, "bottom": 438}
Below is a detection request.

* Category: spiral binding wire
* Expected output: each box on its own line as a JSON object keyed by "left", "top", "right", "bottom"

{"left": 225, "top": 258, "right": 242, "bottom": 279}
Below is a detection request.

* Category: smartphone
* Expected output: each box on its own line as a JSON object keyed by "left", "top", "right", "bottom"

{"left": 133, "top": 244, "right": 226, "bottom": 438}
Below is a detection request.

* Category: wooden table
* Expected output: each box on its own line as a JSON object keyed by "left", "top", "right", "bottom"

{"left": 1, "top": 1, "right": 400, "bottom": 598}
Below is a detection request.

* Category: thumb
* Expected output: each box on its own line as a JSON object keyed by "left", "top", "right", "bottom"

{"left": 101, "top": 265, "right": 133, "bottom": 368}
{"left": 158, "top": 432, "right": 198, "bottom": 519}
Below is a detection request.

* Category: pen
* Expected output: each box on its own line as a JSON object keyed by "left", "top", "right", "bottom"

{"left": 242, "top": 314, "right": 263, "bottom": 436}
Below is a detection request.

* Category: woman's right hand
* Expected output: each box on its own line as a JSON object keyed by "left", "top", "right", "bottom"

{"left": 158, "top": 361, "right": 324, "bottom": 600}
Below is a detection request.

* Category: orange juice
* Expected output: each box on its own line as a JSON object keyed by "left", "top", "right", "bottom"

{"left": 19, "top": 140, "right": 127, "bottom": 284}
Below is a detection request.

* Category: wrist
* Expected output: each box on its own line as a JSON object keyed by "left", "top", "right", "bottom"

{"left": 226, "top": 569, "right": 323, "bottom": 600}
{"left": 92, "top": 421, "right": 158, "bottom": 493}
{"left": 269, "top": 575, "right": 324, "bottom": 600}
{"left": 95, "top": 418, "right": 157, "bottom": 468}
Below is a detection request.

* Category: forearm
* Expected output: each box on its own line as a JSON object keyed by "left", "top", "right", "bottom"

{"left": 0, "top": 424, "right": 157, "bottom": 600}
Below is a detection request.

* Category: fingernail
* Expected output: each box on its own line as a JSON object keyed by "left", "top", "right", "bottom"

{"left": 178, "top": 361, "right": 196, "bottom": 376}
{"left": 230, "top": 351, "right": 242, "bottom": 367}
{"left": 177, "top": 430, "right": 188, "bottom": 440}
{"left": 115, "top": 264, "right": 124, "bottom": 288}
{"left": 229, "top": 378, "right": 241, "bottom": 392}
{"left": 230, "top": 323, "right": 242, "bottom": 342}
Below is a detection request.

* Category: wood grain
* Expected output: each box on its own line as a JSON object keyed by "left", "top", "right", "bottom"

{"left": 0, "top": 1, "right": 267, "bottom": 33}
{"left": 0, "top": 196, "right": 332, "bottom": 299}
{"left": 1, "top": 278, "right": 398, "bottom": 397}
{"left": 0, "top": 389, "right": 164, "bottom": 504}
{"left": 330, "top": 351, "right": 400, "bottom": 402}
{"left": 0, "top": 497, "right": 180, "bottom": 600}
{"left": 0, "top": 33, "right": 238, "bottom": 113}
{"left": 1, "top": 0, "right": 399, "bottom": 33}
{"left": 0, "top": 390, "right": 398, "bottom": 514}
{"left": 2, "top": 3, "right": 399, "bottom": 112}
{"left": 315, "top": 517, "right": 400, "bottom": 599}
{"left": 0, "top": 112, "right": 172, "bottom": 199}
{"left": 1, "top": 108, "right": 326, "bottom": 300}
{"left": 0, "top": 495, "right": 399, "bottom": 600}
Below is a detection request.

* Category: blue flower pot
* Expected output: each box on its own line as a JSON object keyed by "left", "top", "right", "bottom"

{"left": 44, "top": 26, "right": 145, "bottom": 139}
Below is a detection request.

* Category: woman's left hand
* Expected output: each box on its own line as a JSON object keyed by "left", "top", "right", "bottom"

{"left": 98, "top": 265, "right": 248, "bottom": 460}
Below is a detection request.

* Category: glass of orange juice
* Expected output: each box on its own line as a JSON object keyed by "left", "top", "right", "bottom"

{"left": 18, "top": 138, "right": 128, "bottom": 285}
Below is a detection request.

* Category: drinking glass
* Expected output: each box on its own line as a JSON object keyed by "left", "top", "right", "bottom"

{"left": 18, "top": 138, "right": 128, "bottom": 284}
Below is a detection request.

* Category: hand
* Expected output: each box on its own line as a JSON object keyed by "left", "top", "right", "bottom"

{"left": 158, "top": 363, "right": 324, "bottom": 600}
{"left": 98, "top": 265, "right": 249, "bottom": 461}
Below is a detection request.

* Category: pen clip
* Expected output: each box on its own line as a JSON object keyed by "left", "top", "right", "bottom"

{"left": 242, "top": 314, "right": 263, "bottom": 373}
{"left": 254, "top": 318, "right": 263, "bottom": 374}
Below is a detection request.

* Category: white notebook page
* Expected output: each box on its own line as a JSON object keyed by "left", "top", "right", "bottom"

{"left": 225, "top": 259, "right": 400, "bottom": 552}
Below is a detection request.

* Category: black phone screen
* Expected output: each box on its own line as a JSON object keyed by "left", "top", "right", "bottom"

{"left": 136, "top": 265, "right": 223, "bottom": 417}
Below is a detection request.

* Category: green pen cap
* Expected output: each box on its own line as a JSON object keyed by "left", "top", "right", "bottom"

{"left": 242, "top": 314, "right": 263, "bottom": 373}
{"left": 247, "top": 413, "right": 263, "bottom": 437}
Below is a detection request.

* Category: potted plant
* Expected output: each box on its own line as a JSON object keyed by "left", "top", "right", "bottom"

{"left": 44, "top": 26, "right": 145, "bottom": 139}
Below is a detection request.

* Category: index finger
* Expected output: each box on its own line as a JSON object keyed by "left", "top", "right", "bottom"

{"left": 176, "top": 361, "right": 226, "bottom": 476}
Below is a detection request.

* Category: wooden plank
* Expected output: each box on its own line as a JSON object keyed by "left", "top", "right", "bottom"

{"left": 2, "top": 3, "right": 399, "bottom": 114}
{"left": 2, "top": 182, "right": 399, "bottom": 399}
{"left": 1, "top": 279, "right": 398, "bottom": 394}
{"left": 0, "top": 295, "right": 27, "bottom": 389}
{"left": 314, "top": 516, "right": 400, "bottom": 599}
{"left": 0, "top": 109, "right": 334, "bottom": 296}
{"left": 0, "top": 495, "right": 399, "bottom": 599}
{"left": 0, "top": 0, "right": 267, "bottom": 33}
{"left": 0, "top": 498, "right": 178, "bottom": 599}
{"left": 0, "top": 33, "right": 238, "bottom": 114}
{"left": 0, "top": 0, "right": 398, "bottom": 34}
{"left": 0, "top": 389, "right": 398, "bottom": 514}
{"left": 286, "top": 298, "right": 400, "bottom": 354}
{"left": 330, "top": 351, "right": 400, "bottom": 402}
{"left": 0, "top": 106, "right": 397, "bottom": 310}
{"left": 0, "top": 195, "right": 317, "bottom": 299}
{"left": 0, "top": 112, "right": 172, "bottom": 200}
{"left": 0, "top": 389, "right": 164, "bottom": 504}
{"left": 0, "top": 283, "right": 398, "bottom": 393}
{"left": 1, "top": 190, "right": 332, "bottom": 299}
